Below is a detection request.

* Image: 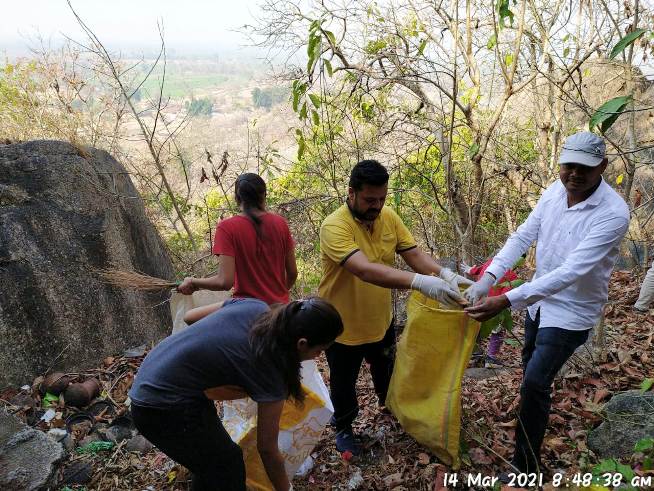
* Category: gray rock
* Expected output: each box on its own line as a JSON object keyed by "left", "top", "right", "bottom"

{"left": 588, "top": 390, "right": 654, "bottom": 458}
{"left": 8, "top": 392, "right": 35, "bottom": 409}
{"left": 123, "top": 344, "right": 147, "bottom": 358}
{"left": 464, "top": 367, "right": 507, "bottom": 380}
{"left": 0, "top": 409, "right": 64, "bottom": 490}
{"left": 79, "top": 429, "right": 105, "bottom": 447}
{"left": 125, "top": 434, "right": 153, "bottom": 454}
{"left": 105, "top": 424, "right": 133, "bottom": 444}
{"left": 0, "top": 140, "right": 174, "bottom": 387}
{"left": 46, "top": 428, "right": 68, "bottom": 442}
{"left": 47, "top": 428, "right": 75, "bottom": 453}
{"left": 62, "top": 461, "right": 93, "bottom": 485}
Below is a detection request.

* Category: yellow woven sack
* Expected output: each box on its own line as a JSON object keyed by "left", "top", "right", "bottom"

{"left": 235, "top": 388, "right": 325, "bottom": 490}
{"left": 223, "top": 360, "right": 333, "bottom": 490}
{"left": 386, "top": 291, "right": 480, "bottom": 468}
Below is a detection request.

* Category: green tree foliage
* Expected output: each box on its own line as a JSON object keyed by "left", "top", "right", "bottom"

{"left": 251, "top": 86, "right": 288, "bottom": 109}
{"left": 186, "top": 97, "right": 213, "bottom": 117}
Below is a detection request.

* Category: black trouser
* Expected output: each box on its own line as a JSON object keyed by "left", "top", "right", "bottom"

{"left": 131, "top": 401, "right": 246, "bottom": 491}
{"left": 325, "top": 323, "right": 396, "bottom": 431}
{"left": 513, "top": 310, "right": 590, "bottom": 473}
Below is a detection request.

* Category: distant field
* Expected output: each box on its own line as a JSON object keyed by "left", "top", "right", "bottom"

{"left": 139, "top": 73, "right": 239, "bottom": 99}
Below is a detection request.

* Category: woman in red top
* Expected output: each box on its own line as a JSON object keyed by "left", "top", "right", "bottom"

{"left": 177, "top": 173, "right": 298, "bottom": 323}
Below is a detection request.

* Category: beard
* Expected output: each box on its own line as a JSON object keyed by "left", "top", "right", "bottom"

{"left": 348, "top": 202, "right": 381, "bottom": 221}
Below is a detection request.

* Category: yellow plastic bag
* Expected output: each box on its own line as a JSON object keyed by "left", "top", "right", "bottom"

{"left": 386, "top": 292, "right": 480, "bottom": 468}
{"left": 223, "top": 360, "right": 333, "bottom": 490}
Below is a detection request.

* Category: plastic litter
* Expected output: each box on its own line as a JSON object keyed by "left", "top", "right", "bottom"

{"left": 347, "top": 466, "right": 364, "bottom": 489}
{"left": 76, "top": 440, "right": 115, "bottom": 454}
{"left": 42, "top": 392, "right": 59, "bottom": 408}
{"left": 295, "top": 455, "right": 314, "bottom": 477}
{"left": 41, "top": 408, "right": 56, "bottom": 423}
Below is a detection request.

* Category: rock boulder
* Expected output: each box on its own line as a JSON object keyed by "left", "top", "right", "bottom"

{"left": 0, "top": 409, "right": 65, "bottom": 490}
{"left": 0, "top": 140, "right": 174, "bottom": 387}
{"left": 588, "top": 390, "right": 654, "bottom": 458}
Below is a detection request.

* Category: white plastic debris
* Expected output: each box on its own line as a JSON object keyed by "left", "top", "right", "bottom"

{"left": 347, "top": 466, "right": 364, "bottom": 489}
{"left": 41, "top": 408, "right": 56, "bottom": 423}
{"left": 295, "top": 455, "right": 314, "bottom": 477}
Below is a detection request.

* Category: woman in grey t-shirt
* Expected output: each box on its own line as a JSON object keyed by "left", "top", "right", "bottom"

{"left": 129, "top": 297, "right": 343, "bottom": 491}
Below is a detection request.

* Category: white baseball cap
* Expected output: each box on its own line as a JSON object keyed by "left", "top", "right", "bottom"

{"left": 559, "top": 132, "right": 606, "bottom": 167}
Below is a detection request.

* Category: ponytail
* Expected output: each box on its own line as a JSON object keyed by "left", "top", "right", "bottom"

{"left": 249, "top": 298, "right": 343, "bottom": 402}
{"left": 235, "top": 173, "right": 267, "bottom": 241}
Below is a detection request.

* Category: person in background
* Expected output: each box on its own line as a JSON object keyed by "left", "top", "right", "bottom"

{"left": 634, "top": 259, "right": 653, "bottom": 313}
{"left": 129, "top": 297, "right": 343, "bottom": 491}
{"left": 177, "top": 173, "right": 297, "bottom": 323}
{"left": 464, "top": 132, "right": 630, "bottom": 478}
{"left": 318, "top": 159, "right": 471, "bottom": 456}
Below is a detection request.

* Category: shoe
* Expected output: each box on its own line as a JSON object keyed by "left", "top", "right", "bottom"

{"left": 485, "top": 355, "right": 505, "bottom": 369}
{"left": 633, "top": 305, "right": 649, "bottom": 313}
{"left": 336, "top": 428, "right": 361, "bottom": 456}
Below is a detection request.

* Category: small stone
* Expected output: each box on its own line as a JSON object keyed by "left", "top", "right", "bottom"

{"left": 125, "top": 434, "right": 153, "bottom": 454}
{"left": 46, "top": 428, "right": 68, "bottom": 442}
{"left": 62, "top": 461, "right": 93, "bottom": 485}
{"left": 47, "top": 428, "right": 74, "bottom": 452}
{"left": 61, "top": 435, "right": 75, "bottom": 452}
{"left": 8, "top": 393, "right": 35, "bottom": 409}
{"left": 105, "top": 424, "right": 133, "bottom": 443}
{"left": 464, "top": 367, "right": 506, "bottom": 380}
{"left": 123, "top": 344, "right": 146, "bottom": 358}
{"left": 79, "top": 432, "right": 103, "bottom": 447}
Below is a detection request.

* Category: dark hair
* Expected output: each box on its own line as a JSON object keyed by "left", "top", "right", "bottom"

{"left": 249, "top": 297, "right": 344, "bottom": 402}
{"left": 235, "top": 173, "right": 267, "bottom": 239}
{"left": 348, "top": 159, "right": 389, "bottom": 191}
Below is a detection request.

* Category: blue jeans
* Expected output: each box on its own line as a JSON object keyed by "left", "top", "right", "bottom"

{"left": 513, "top": 309, "right": 590, "bottom": 473}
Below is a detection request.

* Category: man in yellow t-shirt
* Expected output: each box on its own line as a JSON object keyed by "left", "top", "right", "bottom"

{"left": 318, "top": 159, "right": 471, "bottom": 456}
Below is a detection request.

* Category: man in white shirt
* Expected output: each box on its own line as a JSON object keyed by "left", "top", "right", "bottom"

{"left": 464, "top": 132, "right": 630, "bottom": 476}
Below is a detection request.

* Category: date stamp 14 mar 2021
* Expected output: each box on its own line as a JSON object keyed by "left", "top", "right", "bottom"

{"left": 442, "top": 471, "right": 653, "bottom": 488}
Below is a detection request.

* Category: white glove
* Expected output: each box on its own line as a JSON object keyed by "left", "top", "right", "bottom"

{"left": 411, "top": 274, "right": 466, "bottom": 309}
{"left": 439, "top": 267, "right": 474, "bottom": 290}
{"left": 463, "top": 272, "right": 496, "bottom": 304}
{"left": 459, "top": 262, "right": 473, "bottom": 275}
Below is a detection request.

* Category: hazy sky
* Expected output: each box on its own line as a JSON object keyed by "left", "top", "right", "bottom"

{"left": 2, "top": 0, "right": 264, "bottom": 55}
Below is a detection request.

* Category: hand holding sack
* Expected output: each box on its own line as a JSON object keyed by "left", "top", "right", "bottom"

{"left": 463, "top": 272, "right": 496, "bottom": 304}
{"left": 439, "top": 267, "right": 474, "bottom": 290}
{"left": 176, "top": 277, "right": 197, "bottom": 295}
{"left": 411, "top": 273, "right": 466, "bottom": 309}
